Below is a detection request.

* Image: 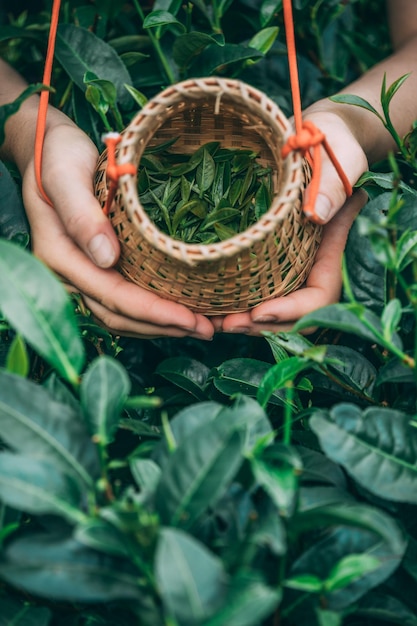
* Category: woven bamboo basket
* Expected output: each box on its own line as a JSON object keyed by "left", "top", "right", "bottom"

{"left": 94, "top": 77, "right": 322, "bottom": 315}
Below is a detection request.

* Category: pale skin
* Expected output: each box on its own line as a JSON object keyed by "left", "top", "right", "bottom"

{"left": 1, "top": 0, "right": 416, "bottom": 338}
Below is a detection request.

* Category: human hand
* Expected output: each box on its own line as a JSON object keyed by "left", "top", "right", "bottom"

{"left": 300, "top": 104, "right": 368, "bottom": 224}
{"left": 22, "top": 119, "right": 214, "bottom": 340}
{"left": 212, "top": 190, "right": 367, "bottom": 336}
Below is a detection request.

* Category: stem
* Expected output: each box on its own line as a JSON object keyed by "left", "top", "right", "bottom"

{"left": 132, "top": 0, "right": 176, "bottom": 85}
{"left": 283, "top": 383, "right": 294, "bottom": 445}
{"left": 359, "top": 313, "right": 415, "bottom": 368}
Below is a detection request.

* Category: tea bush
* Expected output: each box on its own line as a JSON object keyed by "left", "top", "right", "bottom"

{"left": 2, "top": 1, "right": 417, "bottom": 625}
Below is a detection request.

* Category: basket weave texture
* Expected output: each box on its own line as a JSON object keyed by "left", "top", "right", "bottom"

{"left": 94, "top": 77, "right": 322, "bottom": 314}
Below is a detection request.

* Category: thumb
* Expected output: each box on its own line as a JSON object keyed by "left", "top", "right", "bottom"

{"left": 42, "top": 125, "right": 120, "bottom": 268}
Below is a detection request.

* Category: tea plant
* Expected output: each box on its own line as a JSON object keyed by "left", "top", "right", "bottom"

{"left": 3, "top": 1, "right": 417, "bottom": 626}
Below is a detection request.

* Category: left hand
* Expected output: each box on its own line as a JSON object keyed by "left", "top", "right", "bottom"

{"left": 212, "top": 190, "right": 366, "bottom": 335}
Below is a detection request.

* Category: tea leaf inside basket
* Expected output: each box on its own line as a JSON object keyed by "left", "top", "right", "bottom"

{"left": 138, "top": 140, "right": 273, "bottom": 244}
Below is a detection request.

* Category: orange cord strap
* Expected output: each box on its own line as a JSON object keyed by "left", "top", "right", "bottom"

{"left": 102, "top": 133, "right": 136, "bottom": 215}
{"left": 34, "top": 0, "right": 61, "bottom": 204}
{"left": 102, "top": 133, "right": 136, "bottom": 216}
{"left": 281, "top": 0, "right": 352, "bottom": 222}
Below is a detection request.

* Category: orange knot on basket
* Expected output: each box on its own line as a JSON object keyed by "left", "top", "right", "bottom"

{"left": 281, "top": 121, "right": 324, "bottom": 156}
{"left": 281, "top": 120, "right": 352, "bottom": 222}
{"left": 102, "top": 132, "right": 136, "bottom": 216}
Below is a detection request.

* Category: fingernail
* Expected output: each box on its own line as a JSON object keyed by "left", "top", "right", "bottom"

{"left": 313, "top": 194, "right": 332, "bottom": 223}
{"left": 88, "top": 234, "right": 116, "bottom": 268}
{"left": 227, "top": 327, "right": 250, "bottom": 334}
{"left": 252, "top": 315, "right": 278, "bottom": 323}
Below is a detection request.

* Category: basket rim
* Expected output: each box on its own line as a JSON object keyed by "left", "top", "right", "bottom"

{"left": 113, "top": 76, "right": 305, "bottom": 265}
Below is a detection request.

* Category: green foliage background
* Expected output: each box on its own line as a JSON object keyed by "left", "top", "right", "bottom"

{"left": 2, "top": 1, "right": 417, "bottom": 626}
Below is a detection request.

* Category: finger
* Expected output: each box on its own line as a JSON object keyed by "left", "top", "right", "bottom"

{"left": 81, "top": 294, "right": 214, "bottom": 340}
{"left": 27, "top": 196, "right": 214, "bottom": 337}
{"left": 40, "top": 124, "right": 120, "bottom": 268}
{"left": 302, "top": 113, "right": 368, "bottom": 224}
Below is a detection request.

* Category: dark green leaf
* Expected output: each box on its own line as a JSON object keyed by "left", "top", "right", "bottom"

{"left": 354, "top": 591, "right": 417, "bottom": 626}
{"left": 0, "top": 240, "right": 85, "bottom": 385}
{"left": 0, "top": 453, "right": 87, "bottom": 524}
{"left": 251, "top": 443, "right": 302, "bottom": 516}
{"left": 143, "top": 10, "right": 185, "bottom": 32}
{"left": 55, "top": 24, "right": 132, "bottom": 108}
{"left": 0, "top": 84, "right": 48, "bottom": 147}
{"left": 203, "top": 570, "right": 281, "bottom": 626}
{"left": 293, "top": 502, "right": 406, "bottom": 555}
{"left": 0, "top": 161, "right": 29, "bottom": 245}
{"left": 155, "top": 528, "right": 227, "bottom": 625}
{"left": 0, "top": 596, "right": 51, "bottom": 626}
{"left": 81, "top": 356, "right": 131, "bottom": 447}
{"left": 290, "top": 525, "right": 405, "bottom": 610}
{"left": 74, "top": 519, "right": 131, "bottom": 557}
{"left": 0, "top": 531, "right": 142, "bottom": 603}
{"left": 155, "top": 414, "right": 245, "bottom": 528}
{"left": 0, "top": 370, "right": 100, "bottom": 489}
{"left": 310, "top": 404, "right": 417, "bottom": 503}
{"left": 173, "top": 31, "right": 224, "bottom": 70}
{"left": 212, "top": 358, "right": 286, "bottom": 406}
{"left": 293, "top": 302, "right": 403, "bottom": 350}
{"left": 191, "top": 43, "right": 263, "bottom": 76}
{"left": 156, "top": 357, "right": 210, "bottom": 400}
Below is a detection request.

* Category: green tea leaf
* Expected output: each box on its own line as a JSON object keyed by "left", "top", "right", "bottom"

{"left": 55, "top": 24, "right": 132, "bottom": 108}
{"left": 213, "top": 358, "right": 287, "bottom": 406}
{"left": 0, "top": 596, "right": 51, "bottom": 626}
{"left": 0, "top": 370, "right": 100, "bottom": 490}
{"left": 203, "top": 571, "right": 281, "bottom": 626}
{"left": 0, "top": 453, "right": 87, "bottom": 524}
{"left": 257, "top": 356, "right": 312, "bottom": 408}
{"left": 173, "top": 31, "right": 224, "bottom": 70}
{"left": 0, "top": 84, "right": 49, "bottom": 147}
{"left": 81, "top": 356, "right": 131, "bottom": 447}
{"left": 310, "top": 404, "right": 417, "bottom": 503}
{"left": 196, "top": 149, "right": 216, "bottom": 194}
{"left": 248, "top": 26, "right": 279, "bottom": 54}
{"left": 155, "top": 416, "right": 245, "bottom": 528}
{"left": 156, "top": 528, "right": 227, "bottom": 624}
{"left": 0, "top": 531, "right": 143, "bottom": 602}
{"left": 142, "top": 10, "right": 185, "bottom": 32}
{"left": 324, "top": 554, "right": 380, "bottom": 593}
{"left": 155, "top": 357, "right": 210, "bottom": 400}
{"left": 0, "top": 240, "right": 85, "bottom": 385}
{"left": 330, "top": 93, "right": 382, "bottom": 120}
{"left": 5, "top": 334, "right": 29, "bottom": 377}
{"left": 293, "top": 302, "right": 403, "bottom": 350}
{"left": 381, "top": 298, "right": 402, "bottom": 341}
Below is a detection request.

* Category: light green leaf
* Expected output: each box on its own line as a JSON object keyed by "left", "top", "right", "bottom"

{"left": 256, "top": 356, "right": 312, "bottom": 408}
{"left": 5, "top": 334, "right": 29, "bottom": 377}
{"left": 330, "top": 94, "right": 382, "bottom": 121}
{"left": 248, "top": 26, "right": 279, "bottom": 54}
